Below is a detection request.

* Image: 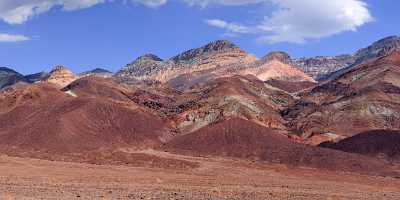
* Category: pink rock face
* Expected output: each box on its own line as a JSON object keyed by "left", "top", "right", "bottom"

{"left": 43, "top": 65, "right": 78, "bottom": 88}
{"left": 238, "top": 60, "right": 316, "bottom": 83}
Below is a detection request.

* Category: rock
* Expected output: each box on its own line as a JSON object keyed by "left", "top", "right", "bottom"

{"left": 43, "top": 65, "right": 78, "bottom": 88}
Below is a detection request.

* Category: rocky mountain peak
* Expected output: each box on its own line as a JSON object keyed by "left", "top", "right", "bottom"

{"left": 171, "top": 40, "right": 239, "bottom": 63}
{"left": 44, "top": 65, "right": 77, "bottom": 88}
{"left": 50, "top": 65, "right": 70, "bottom": 73}
{"left": 89, "top": 68, "right": 111, "bottom": 74}
{"left": 114, "top": 54, "right": 165, "bottom": 83}
{"left": 136, "top": 53, "right": 163, "bottom": 62}
{"left": 79, "top": 68, "right": 113, "bottom": 78}
{"left": 354, "top": 35, "right": 400, "bottom": 64}
{"left": 202, "top": 40, "right": 237, "bottom": 51}
{"left": 261, "top": 51, "right": 291, "bottom": 64}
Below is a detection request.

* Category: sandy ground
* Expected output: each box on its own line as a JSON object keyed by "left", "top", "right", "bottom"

{"left": 0, "top": 150, "right": 399, "bottom": 200}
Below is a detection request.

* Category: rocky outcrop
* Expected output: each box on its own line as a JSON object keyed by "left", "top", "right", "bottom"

{"left": 114, "top": 54, "right": 165, "bottom": 84}
{"left": 293, "top": 55, "right": 356, "bottom": 80}
{"left": 43, "top": 65, "right": 78, "bottom": 88}
{"left": 293, "top": 36, "right": 400, "bottom": 80}
{"left": 259, "top": 51, "right": 292, "bottom": 64}
{"left": 354, "top": 36, "right": 400, "bottom": 64}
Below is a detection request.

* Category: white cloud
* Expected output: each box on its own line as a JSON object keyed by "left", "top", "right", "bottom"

{"left": 0, "top": 33, "right": 29, "bottom": 42}
{"left": 132, "top": 0, "right": 168, "bottom": 8}
{"left": 183, "top": 0, "right": 265, "bottom": 7}
{"left": 205, "top": 0, "right": 373, "bottom": 43}
{"left": 257, "top": 0, "right": 374, "bottom": 43}
{"left": 0, "top": 0, "right": 373, "bottom": 44}
{"left": 206, "top": 19, "right": 252, "bottom": 33}
{"left": 0, "top": 0, "right": 105, "bottom": 25}
{"left": 0, "top": 0, "right": 168, "bottom": 25}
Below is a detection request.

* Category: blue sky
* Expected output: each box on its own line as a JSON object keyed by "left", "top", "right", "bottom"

{"left": 0, "top": 0, "right": 399, "bottom": 75}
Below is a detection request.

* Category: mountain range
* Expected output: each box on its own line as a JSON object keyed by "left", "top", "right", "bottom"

{"left": 1, "top": 35, "right": 400, "bottom": 178}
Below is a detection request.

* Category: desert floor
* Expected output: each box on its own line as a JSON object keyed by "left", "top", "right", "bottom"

{"left": 0, "top": 150, "right": 399, "bottom": 200}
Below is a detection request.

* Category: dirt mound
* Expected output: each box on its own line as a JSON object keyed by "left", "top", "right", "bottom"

{"left": 165, "top": 118, "right": 398, "bottom": 176}
{"left": 0, "top": 83, "right": 173, "bottom": 155}
{"left": 319, "top": 130, "right": 400, "bottom": 162}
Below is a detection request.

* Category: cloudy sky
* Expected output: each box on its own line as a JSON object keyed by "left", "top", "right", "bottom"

{"left": 0, "top": 0, "right": 398, "bottom": 74}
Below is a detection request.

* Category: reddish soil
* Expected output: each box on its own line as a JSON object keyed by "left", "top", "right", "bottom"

{"left": 62, "top": 76, "right": 134, "bottom": 101}
{"left": 164, "top": 118, "right": 399, "bottom": 177}
{"left": 319, "top": 130, "right": 400, "bottom": 162}
{"left": 0, "top": 82, "right": 173, "bottom": 156}
{"left": 0, "top": 155, "right": 399, "bottom": 200}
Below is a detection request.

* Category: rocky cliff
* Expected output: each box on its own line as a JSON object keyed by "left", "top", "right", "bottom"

{"left": 293, "top": 36, "right": 400, "bottom": 80}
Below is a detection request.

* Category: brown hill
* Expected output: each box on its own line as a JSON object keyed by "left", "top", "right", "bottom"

{"left": 130, "top": 74, "right": 294, "bottom": 134}
{"left": 171, "top": 75, "right": 294, "bottom": 134}
{"left": 283, "top": 51, "right": 400, "bottom": 138}
{"left": 164, "top": 118, "right": 397, "bottom": 176}
{"left": 0, "top": 82, "right": 173, "bottom": 156}
{"left": 319, "top": 130, "right": 400, "bottom": 162}
{"left": 62, "top": 76, "right": 134, "bottom": 102}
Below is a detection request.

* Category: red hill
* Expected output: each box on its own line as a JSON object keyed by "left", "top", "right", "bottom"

{"left": 165, "top": 118, "right": 397, "bottom": 176}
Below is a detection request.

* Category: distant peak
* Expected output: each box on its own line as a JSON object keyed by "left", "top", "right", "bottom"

{"left": 171, "top": 40, "right": 240, "bottom": 63}
{"left": 90, "top": 68, "right": 112, "bottom": 73}
{"left": 0, "top": 67, "right": 20, "bottom": 74}
{"left": 261, "top": 51, "right": 291, "bottom": 64}
{"left": 203, "top": 40, "right": 238, "bottom": 51}
{"left": 51, "top": 65, "right": 71, "bottom": 72}
{"left": 374, "top": 35, "right": 400, "bottom": 43}
{"left": 136, "top": 53, "right": 163, "bottom": 62}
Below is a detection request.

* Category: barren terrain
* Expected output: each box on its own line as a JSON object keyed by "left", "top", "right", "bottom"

{"left": 0, "top": 153, "right": 399, "bottom": 200}
{"left": 1, "top": 38, "right": 400, "bottom": 199}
